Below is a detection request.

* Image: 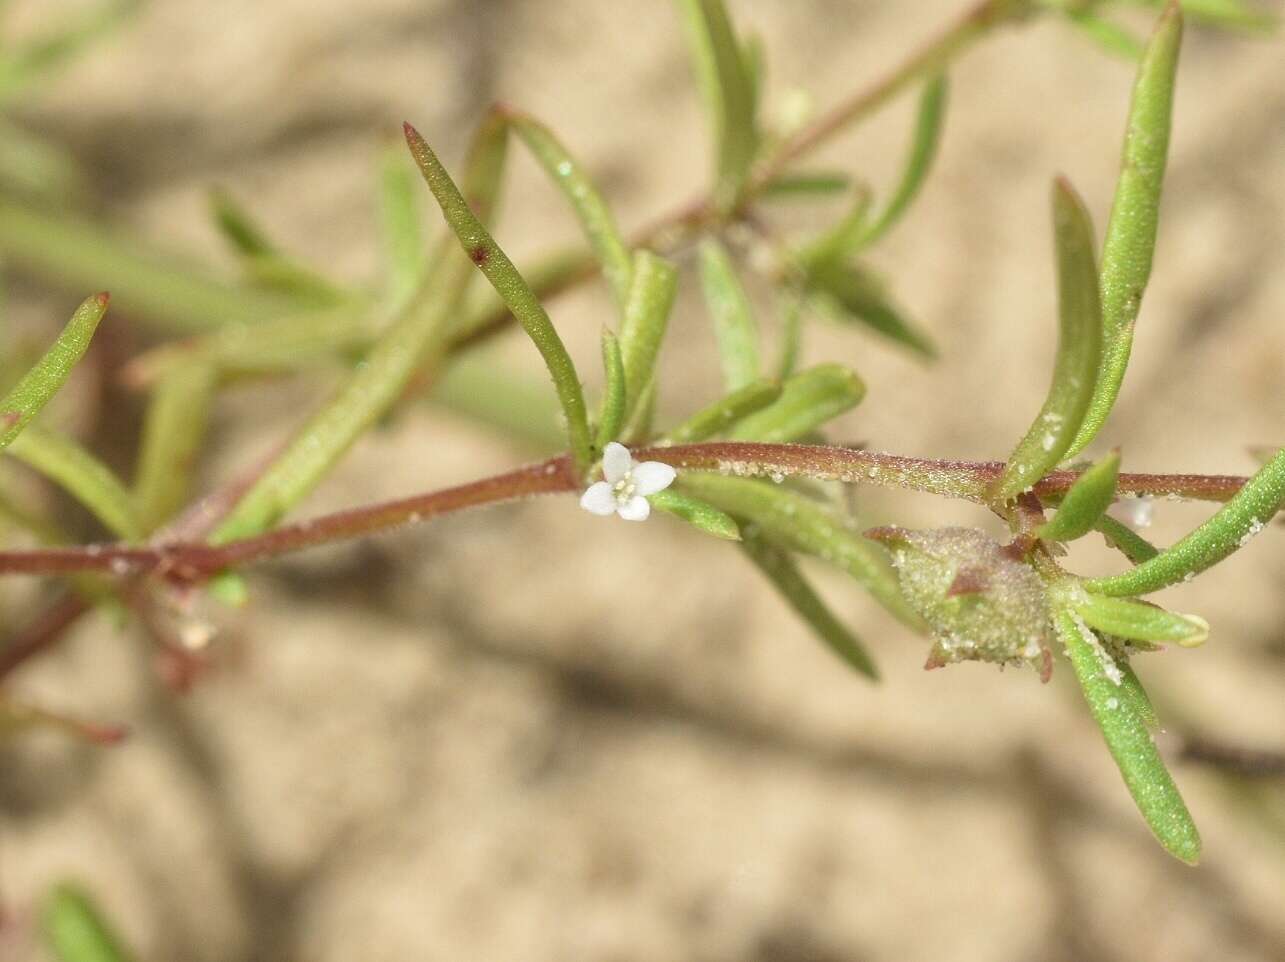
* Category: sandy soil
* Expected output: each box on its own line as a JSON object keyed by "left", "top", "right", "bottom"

{"left": 2, "top": 1, "right": 1284, "bottom": 960}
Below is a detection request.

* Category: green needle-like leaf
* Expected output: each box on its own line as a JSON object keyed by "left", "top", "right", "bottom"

{"left": 760, "top": 170, "right": 851, "bottom": 199}
{"left": 991, "top": 179, "right": 1102, "bottom": 503}
{"left": 209, "top": 189, "right": 345, "bottom": 304}
{"left": 0, "top": 293, "right": 107, "bottom": 451}
{"left": 213, "top": 118, "right": 510, "bottom": 543}
{"left": 377, "top": 142, "right": 427, "bottom": 315}
{"left": 1055, "top": 608, "right": 1201, "bottom": 864}
{"left": 595, "top": 329, "right": 626, "bottom": 450}
{"left": 855, "top": 74, "right": 949, "bottom": 248}
{"left": 0, "top": 0, "right": 138, "bottom": 105}
{"left": 0, "top": 200, "right": 306, "bottom": 334}
{"left": 430, "top": 349, "right": 565, "bottom": 451}
{"left": 403, "top": 120, "right": 594, "bottom": 474}
{"left": 729, "top": 363, "right": 866, "bottom": 443}
{"left": 1095, "top": 513, "right": 1160, "bottom": 563}
{"left": 675, "top": 0, "right": 758, "bottom": 211}
{"left": 1065, "top": 12, "right": 1147, "bottom": 60}
{"left": 209, "top": 188, "right": 276, "bottom": 259}
{"left": 741, "top": 530, "right": 879, "bottom": 680}
{"left": 1037, "top": 449, "right": 1121, "bottom": 542}
{"left": 650, "top": 488, "right": 741, "bottom": 540}
{"left": 795, "top": 186, "right": 873, "bottom": 267}
{"left": 133, "top": 361, "right": 216, "bottom": 532}
{"left": 1121, "top": 0, "right": 1274, "bottom": 31}
{"left": 805, "top": 260, "right": 936, "bottom": 358}
{"left": 1072, "top": 590, "right": 1209, "bottom": 646}
{"left": 40, "top": 882, "right": 137, "bottom": 962}
{"left": 680, "top": 473, "right": 926, "bottom": 631}
{"left": 504, "top": 110, "right": 633, "bottom": 313}
{"left": 664, "top": 378, "right": 781, "bottom": 444}
{"left": 1067, "top": 3, "right": 1183, "bottom": 457}
{"left": 7, "top": 426, "right": 142, "bottom": 541}
{"left": 775, "top": 288, "right": 804, "bottom": 380}
{"left": 699, "top": 239, "right": 760, "bottom": 391}
{"left": 618, "top": 250, "right": 679, "bottom": 420}
{"left": 1085, "top": 447, "right": 1285, "bottom": 597}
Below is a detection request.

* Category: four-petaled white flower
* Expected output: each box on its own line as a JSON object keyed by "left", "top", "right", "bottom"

{"left": 579, "top": 442, "right": 676, "bottom": 522}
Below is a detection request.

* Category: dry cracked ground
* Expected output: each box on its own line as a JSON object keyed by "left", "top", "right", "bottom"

{"left": 1, "top": 1, "right": 1284, "bottom": 960}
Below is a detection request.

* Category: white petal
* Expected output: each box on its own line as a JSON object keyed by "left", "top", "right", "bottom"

{"left": 630, "top": 460, "right": 676, "bottom": 496}
{"left": 602, "top": 442, "right": 634, "bottom": 484}
{"left": 579, "top": 482, "right": 618, "bottom": 516}
{"left": 616, "top": 495, "right": 651, "bottom": 522}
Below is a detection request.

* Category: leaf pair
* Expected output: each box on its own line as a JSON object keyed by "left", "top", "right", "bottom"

{"left": 992, "top": 5, "right": 1185, "bottom": 503}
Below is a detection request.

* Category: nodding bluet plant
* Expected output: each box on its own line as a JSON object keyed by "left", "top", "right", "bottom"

{"left": 0, "top": 0, "right": 1280, "bottom": 885}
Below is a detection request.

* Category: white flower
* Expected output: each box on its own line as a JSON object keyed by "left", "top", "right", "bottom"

{"left": 579, "top": 442, "right": 676, "bottom": 522}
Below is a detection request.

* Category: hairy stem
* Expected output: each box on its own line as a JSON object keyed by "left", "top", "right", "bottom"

{"left": 0, "top": 442, "right": 1254, "bottom": 580}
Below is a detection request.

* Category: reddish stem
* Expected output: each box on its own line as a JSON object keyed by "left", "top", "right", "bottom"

{"left": 0, "top": 443, "right": 1256, "bottom": 582}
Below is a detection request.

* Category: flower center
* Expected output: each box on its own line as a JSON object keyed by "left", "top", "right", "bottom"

{"left": 612, "top": 475, "right": 636, "bottom": 503}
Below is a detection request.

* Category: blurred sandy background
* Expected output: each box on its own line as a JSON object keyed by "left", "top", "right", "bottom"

{"left": 2, "top": 1, "right": 1284, "bottom": 960}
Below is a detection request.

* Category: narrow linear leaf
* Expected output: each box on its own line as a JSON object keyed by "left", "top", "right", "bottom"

{"left": 729, "top": 363, "right": 865, "bottom": 443}
{"left": 504, "top": 110, "right": 633, "bottom": 313}
{"left": 0, "top": 0, "right": 138, "bottom": 104}
{"left": 775, "top": 288, "right": 804, "bottom": 380}
{"left": 1065, "top": 12, "right": 1147, "bottom": 60}
{"left": 40, "top": 882, "right": 137, "bottom": 962}
{"left": 7, "top": 425, "right": 143, "bottom": 541}
{"left": 0, "top": 200, "right": 304, "bottom": 334}
{"left": 618, "top": 249, "right": 679, "bottom": 419}
{"left": 664, "top": 378, "right": 781, "bottom": 445}
{"left": 1072, "top": 590, "right": 1209, "bottom": 646}
{"left": 855, "top": 74, "right": 949, "bottom": 248}
{"left": 212, "top": 118, "right": 510, "bottom": 544}
{"left": 805, "top": 260, "right": 936, "bottom": 357}
{"left": 679, "top": 472, "right": 926, "bottom": 631}
{"left": 132, "top": 361, "right": 216, "bottom": 532}
{"left": 122, "top": 306, "right": 374, "bottom": 387}
{"left": 209, "top": 188, "right": 276, "bottom": 258}
{"left": 760, "top": 170, "right": 851, "bottom": 199}
{"left": 675, "top": 0, "right": 758, "bottom": 210}
{"left": 649, "top": 488, "right": 740, "bottom": 540}
{"left": 0, "top": 293, "right": 108, "bottom": 451}
{"left": 209, "top": 189, "right": 343, "bottom": 304}
{"left": 1055, "top": 608, "right": 1201, "bottom": 863}
{"left": 1121, "top": 0, "right": 1274, "bottom": 31}
{"left": 449, "top": 245, "right": 594, "bottom": 345}
{"left": 795, "top": 185, "right": 873, "bottom": 267}
{"left": 595, "top": 329, "right": 626, "bottom": 450}
{"left": 991, "top": 179, "right": 1102, "bottom": 503}
{"left": 699, "top": 239, "right": 759, "bottom": 391}
{"left": 430, "top": 348, "right": 565, "bottom": 451}
{"left": 742, "top": 530, "right": 879, "bottom": 680}
{"left": 377, "top": 142, "right": 426, "bottom": 315}
{"left": 1068, "top": 3, "right": 1183, "bottom": 456}
{"left": 1037, "top": 449, "right": 1121, "bottom": 542}
{"left": 1085, "top": 447, "right": 1285, "bottom": 597}
{"left": 1095, "top": 513, "right": 1161, "bottom": 564}
{"left": 0, "top": 117, "right": 86, "bottom": 203}
{"left": 403, "top": 121, "right": 593, "bottom": 473}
